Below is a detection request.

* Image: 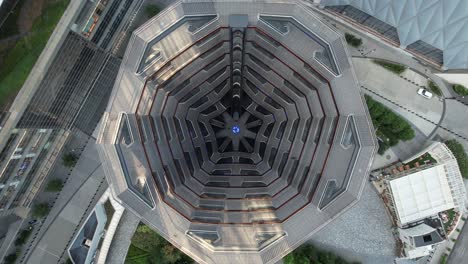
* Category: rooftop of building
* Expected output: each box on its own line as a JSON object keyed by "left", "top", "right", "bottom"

{"left": 389, "top": 164, "right": 455, "bottom": 225}
{"left": 97, "top": 1, "right": 376, "bottom": 263}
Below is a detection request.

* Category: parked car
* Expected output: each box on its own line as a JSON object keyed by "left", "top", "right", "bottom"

{"left": 417, "top": 88, "right": 433, "bottom": 99}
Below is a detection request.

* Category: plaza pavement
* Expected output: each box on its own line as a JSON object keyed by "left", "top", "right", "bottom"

{"left": 310, "top": 181, "right": 396, "bottom": 264}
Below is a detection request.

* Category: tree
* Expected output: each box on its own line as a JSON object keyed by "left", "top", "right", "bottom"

{"left": 453, "top": 84, "right": 468, "bottom": 96}
{"left": 445, "top": 139, "right": 468, "bottom": 178}
{"left": 4, "top": 252, "right": 18, "bottom": 264}
{"left": 145, "top": 4, "right": 161, "bottom": 17}
{"left": 15, "top": 229, "right": 32, "bottom": 246}
{"left": 62, "top": 152, "right": 78, "bottom": 167}
{"left": 130, "top": 224, "right": 194, "bottom": 264}
{"left": 284, "top": 244, "right": 359, "bottom": 264}
{"left": 344, "top": 33, "right": 362, "bottom": 48}
{"left": 46, "top": 178, "right": 63, "bottom": 192}
{"left": 365, "top": 95, "right": 415, "bottom": 154}
{"left": 32, "top": 203, "right": 50, "bottom": 218}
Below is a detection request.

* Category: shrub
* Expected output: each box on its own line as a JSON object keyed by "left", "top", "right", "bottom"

{"left": 445, "top": 139, "right": 468, "bottom": 178}
{"left": 428, "top": 81, "right": 442, "bottom": 96}
{"left": 453, "top": 84, "right": 468, "bottom": 96}
{"left": 32, "top": 203, "right": 50, "bottom": 218}
{"left": 46, "top": 178, "right": 63, "bottom": 192}
{"left": 345, "top": 33, "right": 362, "bottom": 48}
{"left": 373, "top": 60, "right": 406, "bottom": 75}
{"left": 440, "top": 254, "right": 448, "bottom": 264}
{"left": 4, "top": 252, "right": 18, "bottom": 264}
{"left": 365, "top": 95, "right": 415, "bottom": 154}
{"left": 62, "top": 152, "right": 78, "bottom": 168}
{"left": 128, "top": 224, "right": 194, "bottom": 264}
{"left": 15, "top": 229, "right": 32, "bottom": 246}
{"left": 145, "top": 4, "right": 161, "bottom": 17}
{"left": 284, "top": 244, "right": 358, "bottom": 264}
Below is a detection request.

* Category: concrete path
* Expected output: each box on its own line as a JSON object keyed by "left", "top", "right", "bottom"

{"left": 105, "top": 209, "right": 140, "bottom": 264}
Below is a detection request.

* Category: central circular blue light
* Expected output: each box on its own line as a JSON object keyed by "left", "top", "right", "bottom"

{"left": 232, "top": 125, "right": 240, "bottom": 134}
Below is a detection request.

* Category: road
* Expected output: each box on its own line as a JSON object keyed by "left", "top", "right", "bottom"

{"left": 447, "top": 218, "right": 468, "bottom": 264}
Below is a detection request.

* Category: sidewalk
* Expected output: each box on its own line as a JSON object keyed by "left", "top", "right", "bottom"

{"left": 17, "top": 132, "right": 105, "bottom": 263}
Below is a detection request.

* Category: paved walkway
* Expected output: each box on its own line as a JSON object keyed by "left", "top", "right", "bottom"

{"left": 105, "top": 209, "right": 140, "bottom": 264}
{"left": 19, "top": 137, "right": 107, "bottom": 263}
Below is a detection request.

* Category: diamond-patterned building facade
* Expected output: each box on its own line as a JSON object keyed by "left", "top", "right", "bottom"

{"left": 322, "top": 0, "right": 468, "bottom": 69}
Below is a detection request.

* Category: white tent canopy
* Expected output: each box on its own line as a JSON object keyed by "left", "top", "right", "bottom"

{"left": 389, "top": 165, "right": 454, "bottom": 225}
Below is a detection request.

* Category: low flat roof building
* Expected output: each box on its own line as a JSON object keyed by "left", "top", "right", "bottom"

{"left": 399, "top": 223, "right": 444, "bottom": 259}
{"left": 389, "top": 165, "right": 454, "bottom": 225}
{"left": 387, "top": 142, "right": 465, "bottom": 226}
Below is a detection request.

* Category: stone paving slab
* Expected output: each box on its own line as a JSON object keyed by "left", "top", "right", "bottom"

{"left": 310, "top": 182, "right": 396, "bottom": 264}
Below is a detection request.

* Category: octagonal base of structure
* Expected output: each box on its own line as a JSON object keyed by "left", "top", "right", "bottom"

{"left": 97, "top": 1, "right": 376, "bottom": 263}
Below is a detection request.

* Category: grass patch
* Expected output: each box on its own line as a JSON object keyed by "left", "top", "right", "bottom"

{"left": 365, "top": 95, "right": 415, "bottom": 154}
{"left": 445, "top": 139, "right": 468, "bottom": 178}
{"left": 373, "top": 60, "right": 407, "bottom": 75}
{"left": 345, "top": 33, "right": 362, "bottom": 48}
{"left": 0, "top": 0, "right": 70, "bottom": 107}
{"left": 103, "top": 200, "right": 115, "bottom": 230}
{"left": 428, "top": 80, "right": 442, "bottom": 96}
{"left": 126, "top": 223, "right": 194, "bottom": 264}
{"left": 405, "top": 153, "right": 436, "bottom": 168}
{"left": 453, "top": 84, "right": 468, "bottom": 96}
{"left": 126, "top": 244, "right": 150, "bottom": 264}
{"left": 284, "top": 244, "right": 359, "bottom": 264}
{"left": 0, "top": 0, "right": 26, "bottom": 39}
{"left": 440, "top": 254, "right": 448, "bottom": 264}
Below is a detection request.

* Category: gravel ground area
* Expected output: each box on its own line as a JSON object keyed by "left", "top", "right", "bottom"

{"left": 310, "top": 181, "right": 396, "bottom": 264}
